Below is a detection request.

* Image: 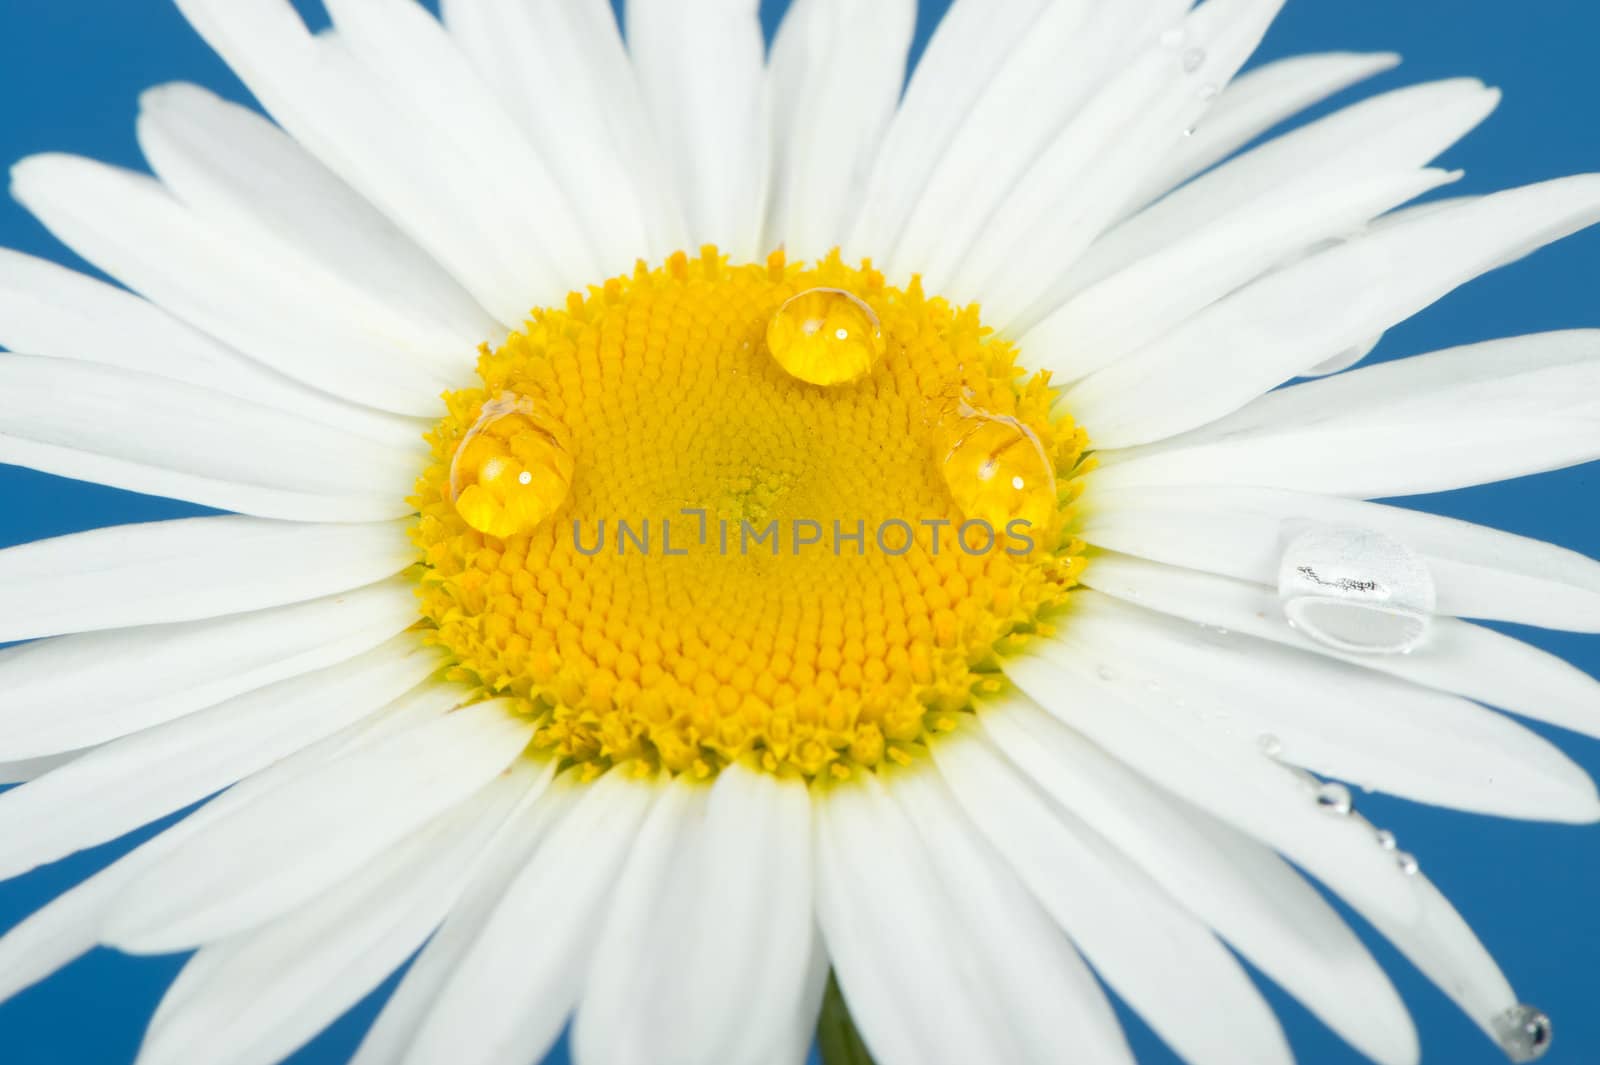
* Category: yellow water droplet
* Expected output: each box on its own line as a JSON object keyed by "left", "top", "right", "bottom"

{"left": 766, "top": 287, "right": 885, "bottom": 386}
{"left": 933, "top": 391, "right": 1057, "bottom": 534}
{"left": 450, "top": 393, "right": 574, "bottom": 538}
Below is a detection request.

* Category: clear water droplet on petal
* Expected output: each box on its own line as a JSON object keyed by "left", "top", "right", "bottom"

{"left": 1374, "top": 828, "right": 1397, "bottom": 851}
{"left": 1302, "top": 334, "right": 1383, "bottom": 378}
{"left": 1315, "top": 781, "right": 1353, "bottom": 816}
{"left": 1278, "top": 526, "right": 1437, "bottom": 655}
{"left": 767, "top": 287, "right": 885, "bottom": 386}
{"left": 1183, "top": 47, "right": 1206, "bottom": 73}
{"left": 1258, "top": 734, "right": 1284, "bottom": 759}
{"left": 1395, "top": 851, "right": 1419, "bottom": 876}
{"left": 1493, "top": 1004, "right": 1553, "bottom": 1063}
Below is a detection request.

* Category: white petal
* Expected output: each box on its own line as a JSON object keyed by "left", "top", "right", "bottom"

{"left": 136, "top": 81, "right": 497, "bottom": 359}
{"left": 765, "top": 930, "right": 829, "bottom": 1065}
{"left": 626, "top": 0, "right": 767, "bottom": 258}
{"left": 0, "top": 355, "right": 420, "bottom": 522}
{"left": 0, "top": 680, "right": 457, "bottom": 1005}
{"left": 0, "top": 636, "right": 441, "bottom": 879}
{"left": 11, "top": 155, "right": 460, "bottom": 415}
{"left": 1001, "top": 640, "right": 1427, "bottom": 929}
{"left": 1372, "top": 876, "right": 1526, "bottom": 1046}
{"left": 575, "top": 766, "right": 813, "bottom": 1065}
{"left": 136, "top": 762, "right": 551, "bottom": 1065}
{"left": 887, "top": 0, "right": 1184, "bottom": 284}
{"left": 1080, "top": 552, "right": 1600, "bottom": 746}
{"left": 0, "top": 578, "right": 418, "bottom": 760}
{"left": 1082, "top": 483, "right": 1600, "bottom": 632}
{"left": 102, "top": 698, "right": 534, "bottom": 952}
{"left": 764, "top": 0, "right": 915, "bottom": 260}
{"left": 439, "top": 0, "right": 679, "bottom": 263}
{"left": 324, "top": 0, "right": 607, "bottom": 279}
{"left": 1125, "top": 50, "right": 1402, "bottom": 212}
{"left": 980, "top": 697, "right": 1417, "bottom": 1065}
{"left": 887, "top": 766, "right": 1137, "bottom": 1065}
{"left": 0, "top": 752, "right": 84, "bottom": 785}
{"left": 1094, "top": 330, "right": 1600, "bottom": 494}
{"left": 0, "top": 516, "right": 415, "bottom": 643}
{"left": 349, "top": 776, "right": 573, "bottom": 1065}
{"left": 845, "top": 0, "right": 1053, "bottom": 260}
{"left": 1070, "top": 587, "right": 1599, "bottom": 820}
{"left": 171, "top": 0, "right": 584, "bottom": 324}
{"left": 1067, "top": 78, "right": 1499, "bottom": 295}
{"left": 1026, "top": 167, "right": 1456, "bottom": 382}
{"left": 1068, "top": 179, "right": 1600, "bottom": 447}
{"left": 932, "top": 733, "right": 1293, "bottom": 1065}
{"left": 951, "top": 0, "right": 1287, "bottom": 329}
{"left": 0, "top": 249, "right": 424, "bottom": 447}
{"left": 401, "top": 767, "right": 659, "bottom": 1065}
{"left": 811, "top": 771, "right": 997, "bottom": 1065}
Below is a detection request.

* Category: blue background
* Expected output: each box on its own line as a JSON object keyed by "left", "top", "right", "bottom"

{"left": 1, "top": 1, "right": 1598, "bottom": 1063}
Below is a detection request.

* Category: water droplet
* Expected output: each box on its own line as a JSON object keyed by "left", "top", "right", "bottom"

{"left": 1096, "top": 664, "right": 1116, "bottom": 682}
{"left": 1315, "top": 781, "right": 1353, "bottom": 816}
{"left": 450, "top": 393, "right": 574, "bottom": 538}
{"left": 1258, "top": 734, "right": 1284, "bottom": 759}
{"left": 1493, "top": 1004, "right": 1553, "bottom": 1062}
{"left": 932, "top": 391, "right": 1057, "bottom": 533}
{"left": 1197, "top": 81, "right": 1219, "bottom": 102}
{"left": 1182, "top": 125, "right": 1198, "bottom": 138}
{"left": 1182, "top": 47, "right": 1206, "bottom": 73}
{"left": 1374, "top": 828, "right": 1397, "bottom": 851}
{"left": 1394, "top": 851, "right": 1419, "bottom": 876}
{"left": 1277, "top": 526, "right": 1437, "bottom": 655}
{"left": 767, "top": 287, "right": 885, "bottom": 386}
{"left": 1302, "top": 334, "right": 1383, "bottom": 378}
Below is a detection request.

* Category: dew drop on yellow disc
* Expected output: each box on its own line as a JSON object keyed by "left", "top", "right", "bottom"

{"left": 449, "top": 393, "right": 574, "bottom": 538}
{"left": 934, "top": 392, "right": 1058, "bottom": 534}
{"left": 766, "top": 287, "right": 886, "bottom": 386}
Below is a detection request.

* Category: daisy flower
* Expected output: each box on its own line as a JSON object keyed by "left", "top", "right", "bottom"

{"left": 2, "top": 1, "right": 1599, "bottom": 1064}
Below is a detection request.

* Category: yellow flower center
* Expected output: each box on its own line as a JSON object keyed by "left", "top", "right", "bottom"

{"left": 411, "top": 249, "right": 1091, "bottom": 781}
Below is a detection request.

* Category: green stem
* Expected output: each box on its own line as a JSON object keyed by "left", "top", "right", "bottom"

{"left": 816, "top": 971, "right": 878, "bottom": 1065}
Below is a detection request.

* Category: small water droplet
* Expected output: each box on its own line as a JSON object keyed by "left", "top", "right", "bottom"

{"left": 1277, "top": 526, "right": 1437, "bottom": 655}
{"left": 1182, "top": 125, "right": 1198, "bottom": 138}
{"left": 1493, "top": 1004, "right": 1553, "bottom": 1062}
{"left": 450, "top": 393, "right": 573, "bottom": 539}
{"left": 1374, "top": 829, "right": 1397, "bottom": 851}
{"left": 1182, "top": 47, "right": 1206, "bottom": 73}
{"left": 1197, "top": 81, "right": 1219, "bottom": 101}
{"left": 767, "top": 287, "right": 885, "bottom": 386}
{"left": 1258, "top": 734, "right": 1284, "bottom": 759}
{"left": 931, "top": 390, "right": 1058, "bottom": 533}
{"left": 1395, "top": 851, "right": 1419, "bottom": 876}
{"left": 1096, "top": 664, "right": 1116, "bottom": 682}
{"left": 1303, "top": 334, "right": 1383, "bottom": 377}
{"left": 1315, "top": 781, "right": 1353, "bottom": 816}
